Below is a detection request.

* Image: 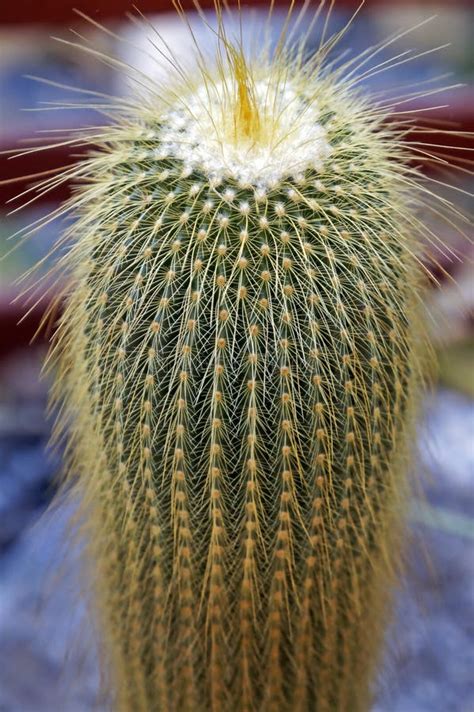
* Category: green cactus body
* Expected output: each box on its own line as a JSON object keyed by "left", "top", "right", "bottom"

{"left": 45, "top": 11, "right": 434, "bottom": 712}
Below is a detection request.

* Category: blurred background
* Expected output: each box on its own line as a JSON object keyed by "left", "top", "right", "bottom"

{"left": 0, "top": 1, "right": 473, "bottom": 711}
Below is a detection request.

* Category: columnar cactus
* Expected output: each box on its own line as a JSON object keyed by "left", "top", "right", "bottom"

{"left": 41, "top": 8, "right": 441, "bottom": 712}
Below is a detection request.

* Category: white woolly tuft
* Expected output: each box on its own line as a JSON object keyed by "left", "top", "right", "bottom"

{"left": 159, "top": 77, "right": 333, "bottom": 186}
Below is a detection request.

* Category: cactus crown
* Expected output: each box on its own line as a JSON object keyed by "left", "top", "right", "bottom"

{"left": 15, "top": 4, "right": 469, "bottom": 712}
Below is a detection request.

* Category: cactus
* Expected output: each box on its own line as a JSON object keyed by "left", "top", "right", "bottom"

{"left": 30, "top": 5, "right": 459, "bottom": 712}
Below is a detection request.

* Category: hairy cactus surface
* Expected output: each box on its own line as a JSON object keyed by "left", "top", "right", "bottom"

{"left": 25, "top": 5, "right": 461, "bottom": 712}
